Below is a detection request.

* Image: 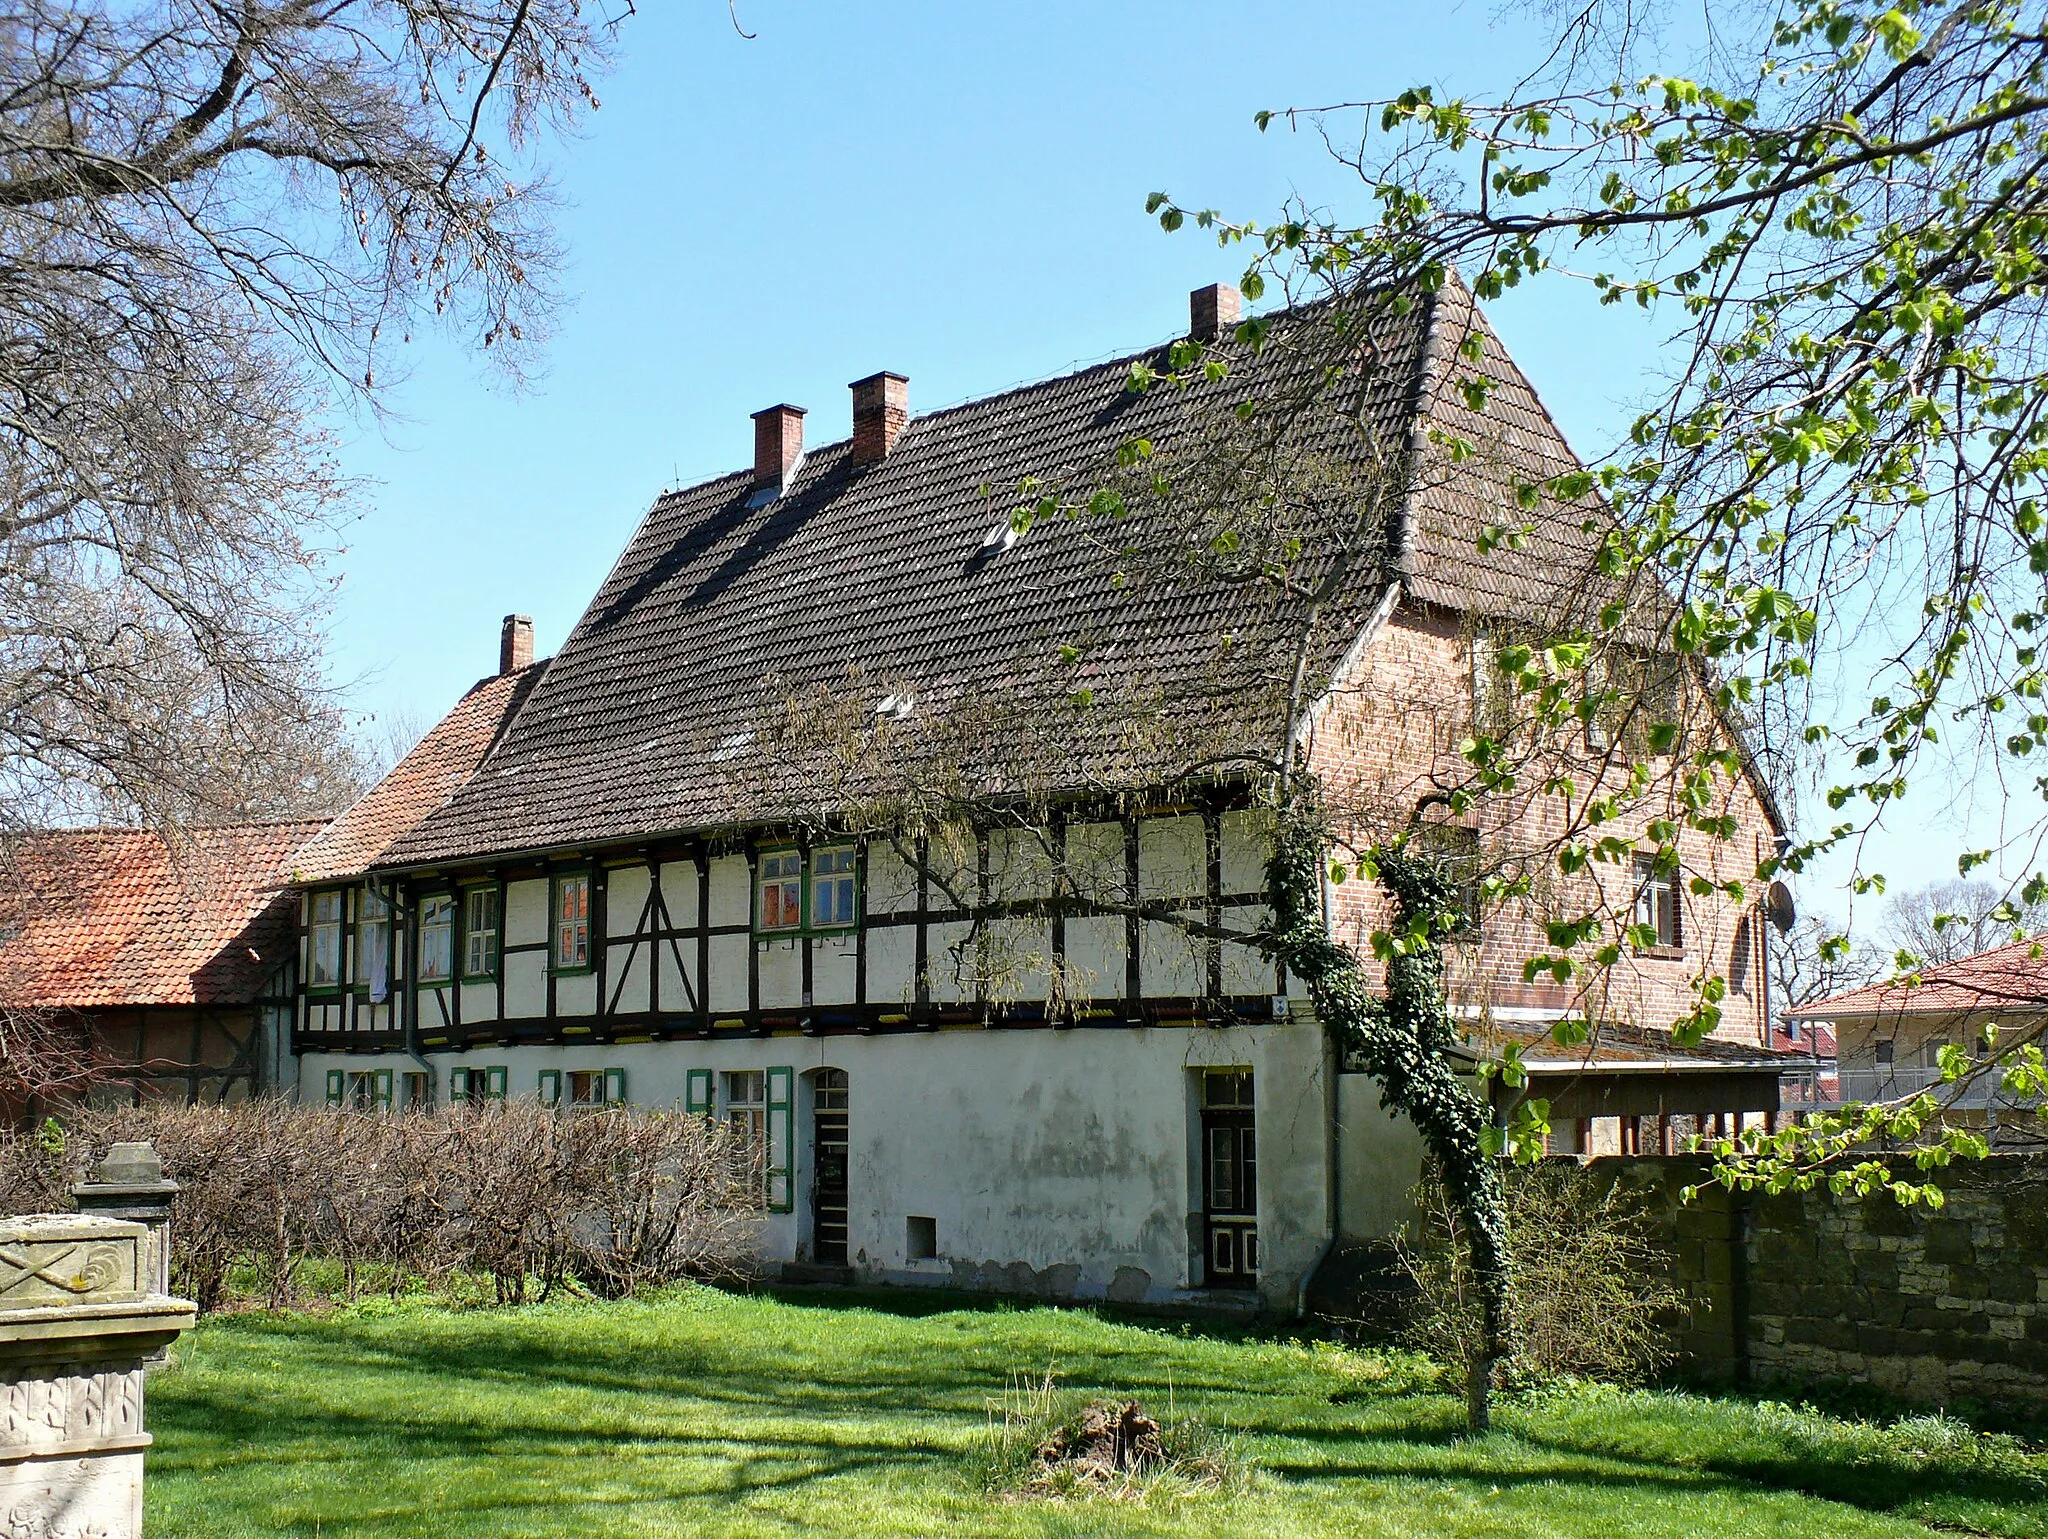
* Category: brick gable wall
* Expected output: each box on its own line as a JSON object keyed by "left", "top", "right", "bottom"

{"left": 1301, "top": 604, "right": 1778, "bottom": 1045}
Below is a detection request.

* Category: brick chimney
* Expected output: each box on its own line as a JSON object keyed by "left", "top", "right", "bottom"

{"left": 752, "top": 404, "right": 807, "bottom": 489}
{"left": 850, "top": 372, "right": 909, "bottom": 466}
{"left": 499, "top": 614, "right": 534, "bottom": 675}
{"left": 1190, "top": 282, "right": 1242, "bottom": 342}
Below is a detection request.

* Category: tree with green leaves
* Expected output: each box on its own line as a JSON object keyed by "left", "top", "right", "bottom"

{"left": 1120, "top": 0, "right": 2048, "bottom": 1424}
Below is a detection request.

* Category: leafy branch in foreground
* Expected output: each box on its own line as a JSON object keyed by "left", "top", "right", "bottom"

{"left": 1139, "top": 0, "right": 2048, "bottom": 1194}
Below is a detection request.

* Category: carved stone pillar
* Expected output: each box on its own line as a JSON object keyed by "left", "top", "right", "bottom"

{"left": 0, "top": 1214, "right": 196, "bottom": 1538}
{"left": 71, "top": 1144, "right": 179, "bottom": 1300}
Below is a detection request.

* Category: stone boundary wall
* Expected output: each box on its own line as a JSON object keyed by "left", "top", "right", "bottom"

{"left": 1573, "top": 1154, "right": 2048, "bottom": 1412}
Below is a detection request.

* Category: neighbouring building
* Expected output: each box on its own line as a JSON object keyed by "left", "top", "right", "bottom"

{"left": 284, "top": 281, "right": 1801, "bottom": 1309}
{"left": 1789, "top": 936, "right": 2044, "bottom": 1137}
{"left": 0, "top": 820, "right": 320, "bottom": 1107}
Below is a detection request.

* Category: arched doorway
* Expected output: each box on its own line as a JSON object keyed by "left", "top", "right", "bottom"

{"left": 809, "top": 1068, "right": 849, "bottom": 1266}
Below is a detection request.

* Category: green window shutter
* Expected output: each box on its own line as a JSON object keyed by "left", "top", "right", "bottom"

{"left": 450, "top": 1069, "right": 469, "bottom": 1105}
{"left": 485, "top": 1065, "right": 507, "bottom": 1101}
{"left": 537, "top": 1068, "right": 561, "bottom": 1107}
{"left": 765, "top": 1065, "right": 794, "bottom": 1214}
{"left": 604, "top": 1067, "right": 626, "bottom": 1107}
{"left": 325, "top": 1069, "right": 344, "bottom": 1108}
{"left": 685, "top": 1068, "right": 711, "bottom": 1116}
{"left": 375, "top": 1068, "right": 393, "bottom": 1110}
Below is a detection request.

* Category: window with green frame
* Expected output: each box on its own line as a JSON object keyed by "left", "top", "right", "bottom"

{"left": 811, "top": 846, "right": 858, "bottom": 930}
{"left": 753, "top": 846, "right": 859, "bottom": 935}
{"left": 552, "top": 871, "right": 592, "bottom": 972}
{"left": 449, "top": 1065, "right": 507, "bottom": 1103}
{"left": 307, "top": 890, "right": 344, "bottom": 991}
{"left": 462, "top": 886, "right": 500, "bottom": 980}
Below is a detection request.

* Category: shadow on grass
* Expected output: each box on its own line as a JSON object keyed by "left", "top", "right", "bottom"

{"left": 151, "top": 1299, "right": 2048, "bottom": 1535}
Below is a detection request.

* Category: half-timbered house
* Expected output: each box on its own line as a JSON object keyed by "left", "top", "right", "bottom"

{"left": 286, "top": 282, "right": 1796, "bottom": 1309}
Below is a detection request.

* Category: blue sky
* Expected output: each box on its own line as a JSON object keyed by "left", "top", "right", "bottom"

{"left": 326, "top": 1, "right": 1972, "bottom": 930}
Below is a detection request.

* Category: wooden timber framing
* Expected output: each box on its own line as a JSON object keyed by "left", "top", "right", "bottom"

{"left": 293, "top": 796, "right": 1289, "bottom": 1056}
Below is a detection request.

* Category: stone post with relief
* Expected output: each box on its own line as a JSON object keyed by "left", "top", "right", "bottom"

{"left": 0, "top": 1199, "right": 195, "bottom": 1536}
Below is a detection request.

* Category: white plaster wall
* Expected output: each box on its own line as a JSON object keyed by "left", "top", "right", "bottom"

{"left": 606, "top": 866, "right": 650, "bottom": 936}
{"left": 297, "top": 1016, "right": 1335, "bottom": 1309}
{"left": 502, "top": 949, "right": 547, "bottom": 1018}
{"left": 658, "top": 861, "right": 700, "bottom": 926}
{"left": 505, "top": 879, "right": 548, "bottom": 946}
{"left": 556, "top": 970, "right": 598, "bottom": 1017}
{"left": 707, "top": 856, "right": 749, "bottom": 927}
{"left": 1336, "top": 1072, "right": 1428, "bottom": 1240}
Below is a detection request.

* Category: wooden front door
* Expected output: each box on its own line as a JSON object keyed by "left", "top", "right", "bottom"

{"left": 811, "top": 1069, "right": 849, "bottom": 1265}
{"left": 1201, "top": 1070, "right": 1258, "bottom": 1288}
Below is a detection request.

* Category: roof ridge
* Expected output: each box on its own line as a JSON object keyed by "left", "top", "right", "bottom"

{"left": 7, "top": 816, "right": 326, "bottom": 839}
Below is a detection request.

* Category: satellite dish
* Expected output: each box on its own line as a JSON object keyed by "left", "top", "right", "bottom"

{"left": 1765, "top": 880, "right": 1796, "bottom": 934}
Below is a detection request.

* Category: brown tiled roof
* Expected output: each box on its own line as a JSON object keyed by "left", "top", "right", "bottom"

{"left": 1462, "top": 1016, "right": 1803, "bottom": 1073}
{"left": 378, "top": 285, "right": 1624, "bottom": 870}
{"left": 1787, "top": 936, "right": 2048, "bottom": 1021}
{"left": 289, "top": 662, "right": 546, "bottom": 884}
{"left": 0, "top": 821, "right": 323, "bottom": 1009}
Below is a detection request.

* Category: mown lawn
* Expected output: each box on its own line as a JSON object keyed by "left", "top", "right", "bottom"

{"left": 146, "top": 1285, "right": 2048, "bottom": 1538}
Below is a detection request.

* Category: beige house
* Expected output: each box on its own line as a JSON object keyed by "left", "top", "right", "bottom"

{"left": 284, "top": 281, "right": 1801, "bottom": 1307}
{"left": 1789, "top": 936, "right": 2046, "bottom": 1131}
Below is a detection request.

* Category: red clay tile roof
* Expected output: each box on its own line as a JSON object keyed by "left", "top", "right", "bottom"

{"left": 0, "top": 821, "right": 323, "bottom": 1009}
{"left": 381, "top": 282, "right": 1644, "bottom": 870}
{"left": 288, "top": 662, "right": 546, "bottom": 885}
{"left": 1787, "top": 935, "right": 2048, "bottom": 1021}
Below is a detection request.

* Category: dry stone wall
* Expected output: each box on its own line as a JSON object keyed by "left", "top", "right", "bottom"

{"left": 1579, "top": 1154, "right": 2048, "bottom": 1411}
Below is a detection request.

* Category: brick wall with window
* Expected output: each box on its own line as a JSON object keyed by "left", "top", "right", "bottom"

{"left": 1302, "top": 605, "right": 1780, "bottom": 1045}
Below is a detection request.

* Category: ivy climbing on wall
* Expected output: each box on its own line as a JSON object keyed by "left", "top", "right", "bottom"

{"left": 1263, "top": 780, "right": 1510, "bottom": 1431}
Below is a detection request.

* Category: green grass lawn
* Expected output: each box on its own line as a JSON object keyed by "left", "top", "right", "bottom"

{"left": 145, "top": 1285, "right": 2048, "bottom": 1538}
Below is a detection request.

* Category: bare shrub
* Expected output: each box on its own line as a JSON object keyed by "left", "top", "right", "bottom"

{"left": 0, "top": 1101, "right": 758, "bottom": 1311}
{"left": 1400, "top": 1162, "right": 1685, "bottom": 1388}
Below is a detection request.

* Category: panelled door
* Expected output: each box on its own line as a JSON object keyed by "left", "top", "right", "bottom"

{"left": 1201, "top": 1070, "right": 1258, "bottom": 1288}
{"left": 811, "top": 1069, "right": 850, "bottom": 1266}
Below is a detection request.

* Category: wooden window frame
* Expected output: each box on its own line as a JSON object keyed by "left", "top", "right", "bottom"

{"left": 449, "top": 1064, "right": 508, "bottom": 1104}
{"left": 755, "top": 848, "right": 803, "bottom": 934}
{"left": 307, "top": 889, "right": 345, "bottom": 995}
{"left": 551, "top": 870, "right": 594, "bottom": 975}
{"left": 1632, "top": 854, "right": 1683, "bottom": 952}
{"left": 809, "top": 845, "right": 860, "bottom": 932}
{"left": 460, "top": 885, "right": 500, "bottom": 982}
{"left": 417, "top": 893, "right": 456, "bottom": 986}
{"left": 328, "top": 1067, "right": 392, "bottom": 1112}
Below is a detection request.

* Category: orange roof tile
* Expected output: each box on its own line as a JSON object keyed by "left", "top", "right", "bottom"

{"left": 1787, "top": 934, "right": 2048, "bottom": 1021}
{"left": 288, "top": 662, "right": 545, "bottom": 885}
{"left": 0, "top": 820, "right": 323, "bottom": 1009}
